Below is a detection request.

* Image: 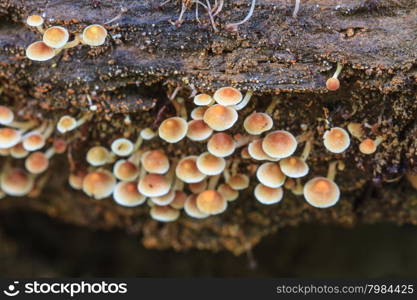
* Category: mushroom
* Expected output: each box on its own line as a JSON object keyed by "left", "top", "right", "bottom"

{"left": 68, "top": 171, "right": 87, "bottom": 190}
{"left": 203, "top": 104, "right": 238, "bottom": 131}
{"left": 187, "top": 119, "right": 213, "bottom": 141}
{"left": 158, "top": 117, "right": 188, "bottom": 143}
{"left": 151, "top": 189, "right": 176, "bottom": 206}
{"left": 24, "top": 151, "right": 50, "bottom": 174}
{"left": 224, "top": 0, "right": 257, "bottom": 32}
{"left": 81, "top": 24, "right": 108, "bottom": 46}
{"left": 248, "top": 139, "right": 278, "bottom": 161}
{"left": 26, "top": 41, "right": 56, "bottom": 61}
{"left": 138, "top": 173, "right": 171, "bottom": 198}
{"left": 323, "top": 127, "right": 350, "bottom": 153}
{"left": 359, "top": 137, "right": 384, "bottom": 155}
{"left": 213, "top": 87, "right": 242, "bottom": 106}
{"left": 176, "top": 156, "right": 206, "bottom": 183}
{"left": 196, "top": 152, "right": 226, "bottom": 176}
{"left": 279, "top": 156, "right": 309, "bottom": 178}
{"left": 227, "top": 173, "right": 250, "bottom": 190}
{"left": 141, "top": 150, "right": 170, "bottom": 174}
{"left": 113, "top": 181, "right": 146, "bottom": 207}
{"left": 150, "top": 205, "right": 180, "bottom": 222}
{"left": 0, "top": 128, "right": 23, "bottom": 149}
{"left": 22, "top": 122, "right": 54, "bottom": 151}
{"left": 86, "top": 146, "right": 114, "bottom": 166}
{"left": 113, "top": 159, "right": 140, "bottom": 181}
{"left": 347, "top": 122, "right": 364, "bottom": 140}
{"left": 326, "top": 62, "right": 343, "bottom": 91}
{"left": 10, "top": 143, "right": 29, "bottom": 159}
{"left": 262, "top": 130, "right": 298, "bottom": 159}
{"left": 217, "top": 183, "right": 239, "bottom": 202}
{"left": 140, "top": 128, "right": 157, "bottom": 140}
{"left": 194, "top": 93, "right": 214, "bottom": 106}
{"left": 196, "top": 190, "right": 227, "bottom": 215}
{"left": 0, "top": 168, "right": 34, "bottom": 196}
{"left": 184, "top": 194, "right": 209, "bottom": 219}
{"left": 82, "top": 170, "right": 116, "bottom": 200}
{"left": 243, "top": 112, "right": 273, "bottom": 135}
{"left": 256, "top": 162, "right": 286, "bottom": 188}
{"left": 43, "top": 26, "right": 69, "bottom": 48}
{"left": 254, "top": 184, "right": 284, "bottom": 205}
{"left": 57, "top": 114, "right": 90, "bottom": 134}
{"left": 190, "top": 106, "right": 208, "bottom": 120}
{"left": 207, "top": 133, "right": 236, "bottom": 157}
{"left": 26, "top": 14, "right": 44, "bottom": 33}
{"left": 111, "top": 138, "right": 134, "bottom": 157}
{"left": 0, "top": 106, "right": 14, "bottom": 125}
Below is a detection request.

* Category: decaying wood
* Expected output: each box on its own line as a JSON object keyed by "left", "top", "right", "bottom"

{"left": 0, "top": 0, "right": 416, "bottom": 254}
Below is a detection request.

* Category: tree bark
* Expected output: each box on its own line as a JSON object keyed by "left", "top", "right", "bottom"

{"left": 0, "top": 0, "right": 416, "bottom": 254}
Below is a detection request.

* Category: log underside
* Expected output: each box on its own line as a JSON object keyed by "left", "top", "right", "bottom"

{"left": 0, "top": 0, "right": 416, "bottom": 254}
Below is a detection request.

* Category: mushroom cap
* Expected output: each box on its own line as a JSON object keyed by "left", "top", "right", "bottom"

{"left": 213, "top": 87, "right": 242, "bottom": 106}
{"left": 26, "top": 41, "right": 55, "bottom": 61}
{"left": 0, "top": 106, "right": 14, "bottom": 125}
{"left": 248, "top": 139, "right": 277, "bottom": 161}
{"left": 138, "top": 174, "right": 170, "bottom": 197}
{"left": 243, "top": 112, "right": 273, "bottom": 135}
{"left": 26, "top": 14, "right": 44, "bottom": 27}
{"left": 176, "top": 156, "right": 207, "bottom": 183}
{"left": 140, "top": 128, "right": 156, "bottom": 140}
{"left": 151, "top": 189, "right": 176, "bottom": 206}
{"left": 43, "top": 26, "right": 69, "bottom": 48}
{"left": 170, "top": 191, "right": 188, "bottom": 209}
{"left": 150, "top": 205, "right": 180, "bottom": 222}
{"left": 113, "top": 181, "right": 146, "bottom": 207}
{"left": 187, "top": 120, "right": 213, "bottom": 141}
{"left": 326, "top": 78, "right": 340, "bottom": 91}
{"left": 227, "top": 174, "right": 250, "bottom": 190}
{"left": 0, "top": 168, "right": 34, "bottom": 196}
{"left": 0, "top": 128, "right": 21, "bottom": 149}
{"left": 217, "top": 183, "right": 239, "bottom": 202}
{"left": 279, "top": 156, "right": 309, "bottom": 178}
{"left": 303, "top": 177, "right": 340, "bottom": 208}
{"left": 83, "top": 170, "right": 116, "bottom": 200}
{"left": 241, "top": 147, "right": 251, "bottom": 159}
{"left": 207, "top": 133, "right": 236, "bottom": 158}
{"left": 359, "top": 138, "right": 377, "bottom": 154}
{"left": 196, "top": 190, "right": 227, "bottom": 215}
{"left": 10, "top": 143, "right": 28, "bottom": 159}
{"left": 23, "top": 133, "right": 45, "bottom": 151}
{"left": 190, "top": 106, "right": 208, "bottom": 120}
{"left": 262, "top": 130, "right": 297, "bottom": 159}
{"left": 111, "top": 138, "right": 133, "bottom": 157}
{"left": 0, "top": 148, "right": 10, "bottom": 156}
{"left": 194, "top": 93, "right": 213, "bottom": 106}
{"left": 256, "top": 162, "right": 286, "bottom": 188}
{"left": 203, "top": 104, "right": 238, "bottom": 131}
{"left": 25, "top": 151, "right": 49, "bottom": 174}
{"left": 53, "top": 138, "right": 67, "bottom": 154}
{"left": 188, "top": 180, "right": 207, "bottom": 194}
{"left": 158, "top": 117, "right": 188, "bottom": 143}
{"left": 323, "top": 127, "right": 350, "bottom": 153}
{"left": 254, "top": 184, "right": 284, "bottom": 205}
{"left": 347, "top": 122, "right": 364, "bottom": 139}
{"left": 68, "top": 171, "right": 86, "bottom": 190}
{"left": 57, "top": 115, "right": 77, "bottom": 133}
{"left": 196, "top": 152, "right": 226, "bottom": 176}
{"left": 82, "top": 24, "right": 108, "bottom": 46}
{"left": 86, "top": 146, "right": 110, "bottom": 166}
{"left": 184, "top": 194, "right": 209, "bottom": 219}
{"left": 141, "top": 150, "right": 170, "bottom": 174}
{"left": 113, "top": 159, "right": 139, "bottom": 181}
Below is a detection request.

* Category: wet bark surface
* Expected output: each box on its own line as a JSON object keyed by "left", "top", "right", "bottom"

{"left": 0, "top": 0, "right": 416, "bottom": 254}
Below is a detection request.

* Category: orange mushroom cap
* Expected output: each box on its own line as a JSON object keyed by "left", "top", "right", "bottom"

{"left": 83, "top": 170, "right": 116, "bottom": 200}
{"left": 203, "top": 104, "right": 238, "bottom": 131}
{"left": 113, "top": 181, "right": 146, "bottom": 207}
{"left": 26, "top": 41, "right": 55, "bottom": 61}
{"left": 187, "top": 120, "right": 213, "bottom": 141}
{"left": 43, "top": 26, "right": 69, "bottom": 48}
{"left": 196, "top": 190, "right": 227, "bottom": 215}
{"left": 256, "top": 162, "right": 286, "bottom": 188}
{"left": 150, "top": 205, "right": 180, "bottom": 222}
{"left": 138, "top": 174, "right": 170, "bottom": 197}
{"left": 213, "top": 87, "right": 242, "bottom": 106}
{"left": 254, "top": 183, "right": 284, "bottom": 205}
{"left": 279, "top": 156, "right": 309, "bottom": 178}
{"left": 0, "top": 168, "right": 34, "bottom": 196}
{"left": 243, "top": 112, "right": 273, "bottom": 135}
{"left": 196, "top": 152, "right": 226, "bottom": 176}
{"left": 262, "top": 130, "right": 297, "bottom": 159}
{"left": 82, "top": 24, "right": 108, "bottom": 46}
{"left": 303, "top": 177, "right": 340, "bottom": 208}
{"left": 25, "top": 151, "right": 49, "bottom": 174}
{"left": 176, "top": 156, "right": 207, "bottom": 183}
{"left": 141, "top": 150, "right": 170, "bottom": 174}
{"left": 207, "top": 133, "right": 236, "bottom": 158}
{"left": 323, "top": 127, "right": 350, "bottom": 153}
{"left": 158, "top": 117, "right": 188, "bottom": 143}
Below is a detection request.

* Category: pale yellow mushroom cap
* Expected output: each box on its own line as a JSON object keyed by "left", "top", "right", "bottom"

{"left": 187, "top": 120, "right": 213, "bottom": 141}
{"left": 303, "top": 177, "right": 340, "bottom": 208}
{"left": 0, "top": 106, "right": 14, "bottom": 125}
{"left": 158, "top": 117, "right": 188, "bottom": 143}
{"left": 217, "top": 183, "right": 239, "bottom": 202}
{"left": 184, "top": 194, "right": 209, "bottom": 219}
{"left": 113, "top": 159, "right": 139, "bottom": 181}
{"left": 86, "top": 146, "right": 110, "bottom": 166}
{"left": 243, "top": 112, "right": 273, "bottom": 135}
{"left": 196, "top": 190, "right": 227, "bottom": 215}
{"left": 0, "top": 168, "right": 34, "bottom": 196}
{"left": 57, "top": 115, "right": 77, "bottom": 133}
{"left": 203, "top": 104, "right": 238, "bottom": 131}
{"left": 207, "top": 133, "right": 236, "bottom": 158}
{"left": 68, "top": 171, "right": 87, "bottom": 190}
{"left": 138, "top": 174, "right": 170, "bottom": 197}
{"left": 359, "top": 138, "right": 377, "bottom": 155}
{"left": 26, "top": 41, "right": 55, "bottom": 62}
{"left": 82, "top": 24, "right": 108, "bottom": 46}
{"left": 262, "top": 130, "right": 297, "bottom": 159}
{"left": 150, "top": 205, "right": 180, "bottom": 222}
{"left": 279, "top": 156, "right": 309, "bottom": 178}
{"left": 151, "top": 189, "right": 176, "bottom": 206}
{"left": 194, "top": 93, "right": 213, "bottom": 106}
{"left": 83, "top": 170, "right": 116, "bottom": 200}
{"left": 248, "top": 139, "right": 277, "bottom": 161}
{"left": 256, "top": 162, "right": 286, "bottom": 188}
{"left": 176, "top": 156, "right": 206, "bottom": 183}
{"left": 43, "top": 26, "right": 69, "bottom": 48}
{"left": 227, "top": 174, "right": 250, "bottom": 190}
{"left": 0, "top": 128, "right": 21, "bottom": 149}
{"left": 347, "top": 122, "right": 364, "bottom": 139}
{"left": 10, "top": 143, "right": 28, "bottom": 159}
{"left": 23, "top": 133, "right": 45, "bottom": 151}
{"left": 190, "top": 106, "right": 208, "bottom": 120}
{"left": 26, "top": 15, "right": 44, "bottom": 27}
{"left": 113, "top": 181, "right": 146, "bottom": 207}
{"left": 25, "top": 151, "right": 49, "bottom": 174}
{"left": 111, "top": 138, "right": 133, "bottom": 157}
{"left": 323, "top": 127, "right": 350, "bottom": 153}
{"left": 141, "top": 150, "right": 170, "bottom": 174}
{"left": 213, "top": 87, "right": 242, "bottom": 106}
{"left": 196, "top": 152, "right": 226, "bottom": 176}
{"left": 254, "top": 184, "right": 284, "bottom": 205}
{"left": 170, "top": 191, "right": 187, "bottom": 209}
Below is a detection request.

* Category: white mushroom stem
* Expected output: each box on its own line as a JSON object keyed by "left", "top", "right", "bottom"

{"left": 174, "top": 177, "right": 184, "bottom": 191}
{"left": 166, "top": 160, "right": 177, "bottom": 184}
{"left": 138, "top": 165, "right": 147, "bottom": 181}
{"left": 327, "top": 161, "right": 338, "bottom": 181}
{"left": 292, "top": 178, "right": 304, "bottom": 195}
{"left": 265, "top": 97, "right": 279, "bottom": 115}
{"left": 45, "top": 147, "right": 56, "bottom": 159}
{"left": 63, "top": 34, "right": 81, "bottom": 49}
{"left": 174, "top": 97, "right": 188, "bottom": 120}
{"left": 208, "top": 174, "right": 221, "bottom": 190}
{"left": 212, "top": 0, "right": 224, "bottom": 16}
{"left": 128, "top": 149, "right": 144, "bottom": 166}
{"left": 235, "top": 134, "right": 256, "bottom": 148}
{"left": 292, "top": 0, "right": 301, "bottom": 18}
{"left": 41, "top": 122, "right": 55, "bottom": 140}
{"left": 133, "top": 135, "right": 143, "bottom": 152}
{"left": 22, "top": 121, "right": 48, "bottom": 138}
{"left": 104, "top": 7, "right": 127, "bottom": 24}
{"left": 373, "top": 136, "right": 385, "bottom": 146}
{"left": 225, "top": 0, "right": 257, "bottom": 31}
{"left": 36, "top": 25, "right": 44, "bottom": 34}
{"left": 300, "top": 139, "right": 312, "bottom": 161}
{"left": 75, "top": 113, "right": 91, "bottom": 128}
{"left": 7, "top": 120, "right": 37, "bottom": 130}
{"left": 233, "top": 90, "right": 253, "bottom": 111}
{"left": 223, "top": 160, "right": 232, "bottom": 182}
{"left": 332, "top": 62, "right": 343, "bottom": 79}
{"left": 231, "top": 158, "right": 240, "bottom": 176}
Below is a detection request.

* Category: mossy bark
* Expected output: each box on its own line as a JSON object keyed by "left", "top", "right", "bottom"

{"left": 0, "top": 0, "right": 416, "bottom": 254}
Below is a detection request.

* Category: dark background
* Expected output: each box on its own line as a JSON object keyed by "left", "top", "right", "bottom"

{"left": 1, "top": 210, "right": 417, "bottom": 277}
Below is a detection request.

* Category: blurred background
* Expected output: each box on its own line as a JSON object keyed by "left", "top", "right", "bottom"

{"left": 1, "top": 210, "right": 417, "bottom": 277}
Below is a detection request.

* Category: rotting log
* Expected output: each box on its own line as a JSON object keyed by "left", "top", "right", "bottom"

{"left": 0, "top": 0, "right": 416, "bottom": 255}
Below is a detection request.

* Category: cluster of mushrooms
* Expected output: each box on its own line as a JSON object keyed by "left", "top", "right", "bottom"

{"left": 25, "top": 14, "right": 108, "bottom": 61}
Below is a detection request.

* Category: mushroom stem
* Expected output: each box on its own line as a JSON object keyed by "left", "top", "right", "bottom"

{"left": 133, "top": 136, "right": 143, "bottom": 152}
{"left": 128, "top": 149, "right": 144, "bottom": 166}
{"left": 76, "top": 113, "right": 91, "bottom": 128}
{"left": 174, "top": 177, "right": 185, "bottom": 191}
{"left": 291, "top": 178, "right": 304, "bottom": 195}
{"left": 265, "top": 97, "right": 279, "bottom": 115}
{"left": 233, "top": 90, "right": 253, "bottom": 111}
{"left": 45, "top": 147, "right": 55, "bottom": 159}
{"left": 63, "top": 34, "right": 81, "bottom": 49}
{"left": 42, "top": 121, "right": 55, "bottom": 140}
{"left": 234, "top": 134, "right": 256, "bottom": 148}
{"left": 231, "top": 158, "right": 240, "bottom": 176}
{"left": 7, "top": 120, "right": 38, "bottom": 130}
{"left": 223, "top": 160, "right": 232, "bottom": 182}
{"left": 225, "top": 0, "right": 257, "bottom": 31}
{"left": 212, "top": 0, "right": 224, "bottom": 16}
{"left": 104, "top": 7, "right": 127, "bottom": 24}
{"left": 36, "top": 25, "right": 44, "bottom": 34}
{"left": 333, "top": 62, "right": 343, "bottom": 79}
{"left": 327, "top": 161, "right": 338, "bottom": 181}
{"left": 374, "top": 136, "right": 385, "bottom": 147}
{"left": 208, "top": 174, "right": 221, "bottom": 190}
{"left": 300, "top": 139, "right": 312, "bottom": 161}
{"left": 292, "top": 0, "right": 301, "bottom": 18}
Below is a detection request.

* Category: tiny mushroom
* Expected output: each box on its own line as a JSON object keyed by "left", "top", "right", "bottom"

{"left": 43, "top": 26, "right": 69, "bottom": 48}
{"left": 138, "top": 174, "right": 171, "bottom": 198}
{"left": 86, "top": 146, "right": 112, "bottom": 166}
{"left": 158, "top": 117, "right": 188, "bottom": 143}
{"left": 81, "top": 24, "right": 108, "bottom": 46}
{"left": 0, "top": 168, "right": 34, "bottom": 196}
{"left": 196, "top": 190, "right": 227, "bottom": 215}
{"left": 113, "top": 159, "right": 140, "bottom": 181}
{"left": 111, "top": 138, "right": 134, "bottom": 157}
{"left": 326, "top": 62, "right": 343, "bottom": 91}
{"left": 187, "top": 120, "right": 213, "bottom": 141}
{"left": 25, "top": 151, "right": 49, "bottom": 174}
{"left": 254, "top": 184, "right": 284, "bottom": 205}
{"left": 213, "top": 87, "right": 242, "bottom": 106}
{"left": 207, "top": 133, "right": 236, "bottom": 158}
{"left": 359, "top": 137, "right": 384, "bottom": 155}
{"left": 279, "top": 156, "right": 309, "bottom": 178}
{"left": 150, "top": 205, "right": 180, "bottom": 222}
{"left": 256, "top": 162, "right": 286, "bottom": 188}
{"left": 0, "top": 128, "right": 22, "bottom": 149}
{"left": 194, "top": 93, "right": 213, "bottom": 106}
{"left": 243, "top": 112, "right": 273, "bottom": 135}
{"left": 203, "top": 104, "right": 238, "bottom": 131}
{"left": 26, "top": 41, "right": 55, "bottom": 61}
{"left": 184, "top": 194, "right": 209, "bottom": 219}
{"left": 323, "top": 127, "right": 351, "bottom": 153}
{"left": 141, "top": 150, "right": 170, "bottom": 174}
{"left": 248, "top": 139, "right": 277, "bottom": 161}
{"left": 196, "top": 152, "right": 226, "bottom": 176}
{"left": 113, "top": 181, "right": 146, "bottom": 207}
{"left": 217, "top": 183, "right": 239, "bottom": 202}
{"left": 262, "top": 130, "right": 298, "bottom": 159}
{"left": 176, "top": 156, "right": 206, "bottom": 183}
{"left": 82, "top": 170, "right": 116, "bottom": 200}
{"left": 0, "top": 106, "right": 14, "bottom": 125}
{"left": 227, "top": 174, "right": 250, "bottom": 190}
{"left": 303, "top": 177, "right": 340, "bottom": 208}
